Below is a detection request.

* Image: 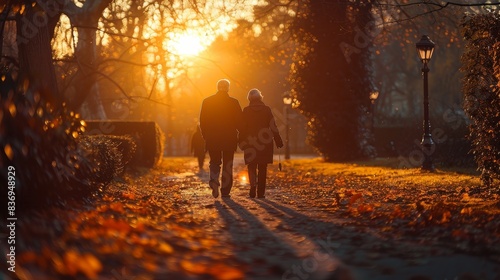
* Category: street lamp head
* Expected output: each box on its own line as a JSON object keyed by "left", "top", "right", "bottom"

{"left": 416, "top": 35, "right": 435, "bottom": 64}
{"left": 283, "top": 92, "right": 292, "bottom": 105}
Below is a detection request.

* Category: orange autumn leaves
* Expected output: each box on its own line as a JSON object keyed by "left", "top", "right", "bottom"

{"left": 15, "top": 177, "right": 247, "bottom": 280}
{"left": 328, "top": 179, "right": 497, "bottom": 226}
{"left": 17, "top": 248, "right": 102, "bottom": 279}
{"left": 180, "top": 261, "right": 244, "bottom": 280}
{"left": 53, "top": 250, "right": 102, "bottom": 278}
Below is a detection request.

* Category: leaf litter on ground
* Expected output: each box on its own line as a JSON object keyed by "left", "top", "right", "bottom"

{"left": 7, "top": 156, "right": 500, "bottom": 279}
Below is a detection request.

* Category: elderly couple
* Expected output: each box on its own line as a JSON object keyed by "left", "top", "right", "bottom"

{"left": 199, "top": 79, "right": 284, "bottom": 199}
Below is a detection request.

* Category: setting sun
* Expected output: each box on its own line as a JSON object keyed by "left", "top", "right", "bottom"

{"left": 168, "top": 32, "right": 207, "bottom": 56}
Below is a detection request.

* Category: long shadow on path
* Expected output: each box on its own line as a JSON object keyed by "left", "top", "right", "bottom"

{"left": 252, "top": 198, "right": 357, "bottom": 279}
{"left": 215, "top": 198, "right": 298, "bottom": 279}
{"left": 216, "top": 198, "right": 352, "bottom": 280}
{"left": 253, "top": 198, "right": 500, "bottom": 280}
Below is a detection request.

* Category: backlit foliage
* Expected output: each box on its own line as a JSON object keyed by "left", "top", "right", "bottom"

{"left": 0, "top": 87, "right": 92, "bottom": 208}
{"left": 0, "top": 82, "right": 135, "bottom": 209}
{"left": 461, "top": 12, "right": 500, "bottom": 186}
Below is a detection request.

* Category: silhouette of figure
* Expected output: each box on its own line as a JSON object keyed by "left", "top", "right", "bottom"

{"left": 199, "top": 79, "right": 243, "bottom": 198}
{"left": 191, "top": 125, "right": 206, "bottom": 172}
{"left": 239, "top": 88, "right": 283, "bottom": 198}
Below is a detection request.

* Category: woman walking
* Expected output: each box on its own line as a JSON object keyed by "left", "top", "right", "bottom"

{"left": 191, "top": 124, "right": 206, "bottom": 173}
{"left": 239, "top": 89, "right": 283, "bottom": 198}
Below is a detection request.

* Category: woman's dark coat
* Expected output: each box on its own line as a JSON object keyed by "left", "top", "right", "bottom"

{"left": 240, "top": 100, "right": 283, "bottom": 164}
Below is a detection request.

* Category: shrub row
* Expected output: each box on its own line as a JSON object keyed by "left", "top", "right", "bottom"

{"left": 374, "top": 121, "right": 475, "bottom": 169}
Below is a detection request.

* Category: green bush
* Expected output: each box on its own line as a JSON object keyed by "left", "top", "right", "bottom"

{"left": 461, "top": 13, "right": 500, "bottom": 186}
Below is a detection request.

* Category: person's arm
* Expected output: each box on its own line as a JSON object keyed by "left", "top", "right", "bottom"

{"left": 269, "top": 110, "right": 284, "bottom": 148}
{"left": 199, "top": 100, "right": 207, "bottom": 139}
{"left": 234, "top": 100, "right": 244, "bottom": 136}
{"left": 238, "top": 111, "right": 247, "bottom": 148}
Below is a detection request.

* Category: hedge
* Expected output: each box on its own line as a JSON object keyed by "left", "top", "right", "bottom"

{"left": 84, "top": 121, "right": 165, "bottom": 167}
{"left": 461, "top": 13, "right": 500, "bottom": 186}
{"left": 78, "top": 134, "right": 137, "bottom": 187}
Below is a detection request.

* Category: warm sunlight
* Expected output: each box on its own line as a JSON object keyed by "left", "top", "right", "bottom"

{"left": 51, "top": 0, "right": 267, "bottom": 94}
{"left": 168, "top": 32, "right": 207, "bottom": 57}
{"left": 238, "top": 173, "right": 248, "bottom": 186}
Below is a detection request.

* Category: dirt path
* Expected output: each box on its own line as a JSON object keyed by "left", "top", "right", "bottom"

{"left": 176, "top": 156, "right": 347, "bottom": 279}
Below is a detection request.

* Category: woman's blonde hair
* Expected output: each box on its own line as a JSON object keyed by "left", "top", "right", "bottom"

{"left": 247, "top": 88, "right": 263, "bottom": 101}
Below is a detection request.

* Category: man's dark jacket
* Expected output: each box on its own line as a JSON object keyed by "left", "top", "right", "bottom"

{"left": 199, "top": 91, "right": 243, "bottom": 151}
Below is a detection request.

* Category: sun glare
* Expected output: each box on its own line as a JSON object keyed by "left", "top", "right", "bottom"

{"left": 168, "top": 32, "right": 207, "bottom": 56}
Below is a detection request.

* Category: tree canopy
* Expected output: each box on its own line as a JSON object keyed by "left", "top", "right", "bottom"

{"left": 2, "top": 0, "right": 500, "bottom": 170}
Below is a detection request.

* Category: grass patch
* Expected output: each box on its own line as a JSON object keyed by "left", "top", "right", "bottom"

{"left": 270, "top": 157, "right": 500, "bottom": 261}
{"left": 286, "top": 157, "right": 484, "bottom": 189}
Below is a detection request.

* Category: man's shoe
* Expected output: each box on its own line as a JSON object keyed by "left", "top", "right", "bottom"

{"left": 209, "top": 180, "right": 219, "bottom": 198}
{"left": 249, "top": 187, "right": 256, "bottom": 198}
{"left": 257, "top": 195, "right": 265, "bottom": 199}
{"left": 221, "top": 194, "right": 231, "bottom": 198}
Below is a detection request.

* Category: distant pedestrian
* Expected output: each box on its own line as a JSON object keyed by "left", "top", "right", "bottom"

{"left": 199, "top": 79, "right": 243, "bottom": 198}
{"left": 239, "top": 89, "right": 283, "bottom": 198}
{"left": 191, "top": 125, "right": 206, "bottom": 173}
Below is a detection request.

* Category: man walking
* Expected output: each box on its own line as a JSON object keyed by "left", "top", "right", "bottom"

{"left": 199, "top": 79, "right": 242, "bottom": 198}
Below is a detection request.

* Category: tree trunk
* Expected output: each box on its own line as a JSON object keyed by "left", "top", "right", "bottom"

{"left": 65, "top": 0, "right": 112, "bottom": 119}
{"left": 73, "top": 21, "right": 107, "bottom": 119}
{"left": 16, "top": 3, "right": 61, "bottom": 103}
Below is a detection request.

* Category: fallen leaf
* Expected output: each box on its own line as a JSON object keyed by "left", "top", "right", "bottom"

{"left": 109, "top": 202, "right": 125, "bottom": 213}
{"left": 349, "top": 193, "right": 363, "bottom": 205}
{"left": 460, "top": 207, "right": 473, "bottom": 215}
{"left": 101, "top": 218, "right": 131, "bottom": 233}
{"left": 180, "top": 259, "right": 208, "bottom": 274}
{"left": 461, "top": 193, "right": 470, "bottom": 201}
{"left": 122, "top": 191, "right": 136, "bottom": 199}
{"left": 209, "top": 263, "right": 245, "bottom": 280}
{"left": 358, "top": 203, "right": 374, "bottom": 213}
{"left": 62, "top": 249, "right": 80, "bottom": 276}
{"left": 440, "top": 211, "right": 451, "bottom": 223}
{"left": 79, "top": 253, "right": 102, "bottom": 279}
{"left": 158, "top": 242, "right": 174, "bottom": 254}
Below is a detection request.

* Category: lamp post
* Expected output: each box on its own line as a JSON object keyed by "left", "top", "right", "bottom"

{"left": 369, "top": 91, "right": 379, "bottom": 130}
{"left": 416, "top": 35, "right": 436, "bottom": 172}
{"left": 283, "top": 92, "right": 292, "bottom": 160}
